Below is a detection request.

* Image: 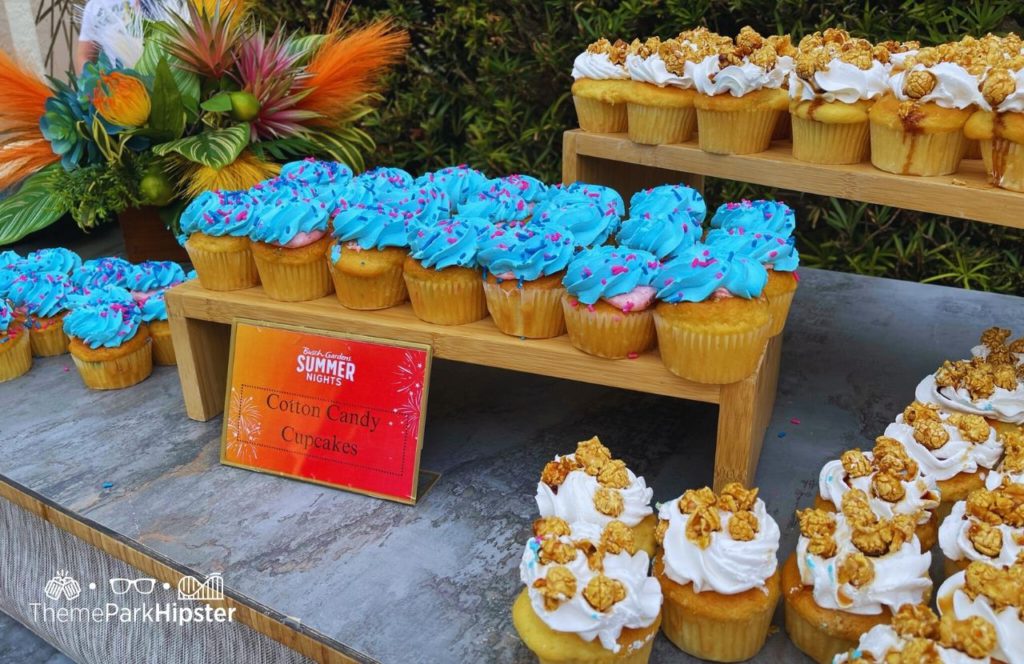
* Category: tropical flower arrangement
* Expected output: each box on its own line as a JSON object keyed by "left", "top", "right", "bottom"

{"left": 0, "top": 0, "right": 407, "bottom": 245}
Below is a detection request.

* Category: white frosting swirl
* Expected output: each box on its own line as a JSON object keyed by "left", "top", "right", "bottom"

{"left": 797, "top": 514, "right": 932, "bottom": 615}
{"left": 938, "top": 570, "right": 1024, "bottom": 664}
{"left": 657, "top": 496, "right": 780, "bottom": 595}
{"left": 788, "top": 59, "right": 889, "bottom": 103}
{"left": 536, "top": 459, "right": 653, "bottom": 528}
{"left": 690, "top": 54, "right": 793, "bottom": 97}
{"left": 833, "top": 624, "right": 988, "bottom": 664}
{"left": 819, "top": 453, "right": 940, "bottom": 525}
{"left": 939, "top": 500, "right": 1023, "bottom": 567}
{"left": 572, "top": 52, "right": 629, "bottom": 81}
{"left": 889, "top": 62, "right": 987, "bottom": 110}
{"left": 997, "top": 69, "right": 1024, "bottom": 113}
{"left": 883, "top": 414, "right": 1001, "bottom": 482}
{"left": 519, "top": 522, "right": 662, "bottom": 652}
{"left": 971, "top": 344, "right": 1024, "bottom": 366}
{"left": 986, "top": 470, "right": 1024, "bottom": 490}
{"left": 915, "top": 374, "right": 1024, "bottom": 425}
{"left": 625, "top": 53, "right": 694, "bottom": 88}
{"left": 888, "top": 50, "right": 918, "bottom": 70}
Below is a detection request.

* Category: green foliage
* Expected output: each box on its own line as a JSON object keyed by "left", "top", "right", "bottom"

{"left": 50, "top": 158, "right": 147, "bottom": 230}
{"left": 0, "top": 166, "right": 70, "bottom": 245}
{"left": 152, "top": 123, "right": 251, "bottom": 168}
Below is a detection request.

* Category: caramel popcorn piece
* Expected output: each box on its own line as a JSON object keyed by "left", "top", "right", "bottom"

{"left": 966, "top": 489, "right": 1003, "bottom": 526}
{"left": 718, "top": 483, "right": 759, "bottom": 512}
{"left": 947, "top": 413, "right": 991, "bottom": 444}
{"left": 841, "top": 449, "right": 873, "bottom": 478}
{"left": 994, "top": 364, "right": 1018, "bottom": 391}
{"left": 600, "top": 521, "right": 636, "bottom": 555}
{"left": 934, "top": 360, "right": 966, "bottom": 388}
{"left": 838, "top": 552, "right": 875, "bottom": 588}
{"left": 851, "top": 520, "right": 891, "bottom": 557}
{"left": 903, "top": 70, "right": 937, "bottom": 99}
{"left": 962, "top": 561, "right": 1020, "bottom": 610}
{"left": 1001, "top": 430, "right": 1024, "bottom": 473}
{"left": 807, "top": 535, "right": 837, "bottom": 558}
{"left": 913, "top": 419, "right": 950, "bottom": 450}
{"left": 534, "top": 566, "right": 576, "bottom": 611}
{"left": 735, "top": 26, "right": 764, "bottom": 53}
{"left": 575, "top": 437, "right": 612, "bottom": 475}
{"left": 575, "top": 539, "right": 603, "bottom": 573}
{"left": 873, "top": 438, "right": 919, "bottom": 481}
{"left": 583, "top": 574, "right": 626, "bottom": 612}
{"left": 968, "top": 521, "right": 1003, "bottom": 558}
{"left": 980, "top": 327, "right": 1011, "bottom": 349}
{"left": 890, "top": 513, "right": 918, "bottom": 550}
{"left": 533, "top": 516, "right": 571, "bottom": 540}
{"left": 903, "top": 401, "right": 941, "bottom": 425}
{"left": 873, "top": 471, "right": 908, "bottom": 503}
{"left": 1009, "top": 337, "right": 1024, "bottom": 354}
{"left": 678, "top": 487, "right": 716, "bottom": 514}
{"left": 892, "top": 604, "right": 940, "bottom": 639}
{"left": 685, "top": 506, "right": 721, "bottom": 549}
{"left": 965, "top": 365, "right": 997, "bottom": 399}
{"left": 748, "top": 45, "right": 777, "bottom": 70}
{"left": 654, "top": 519, "right": 669, "bottom": 546}
{"left": 728, "top": 510, "right": 759, "bottom": 541}
{"left": 841, "top": 489, "right": 879, "bottom": 527}
{"left": 890, "top": 638, "right": 941, "bottom": 663}
{"left": 541, "top": 457, "right": 579, "bottom": 488}
{"left": 799, "top": 508, "right": 837, "bottom": 557}
{"left": 939, "top": 614, "right": 998, "bottom": 659}
{"left": 597, "top": 459, "right": 630, "bottom": 489}
{"left": 594, "top": 487, "right": 624, "bottom": 518}
{"left": 539, "top": 537, "right": 578, "bottom": 565}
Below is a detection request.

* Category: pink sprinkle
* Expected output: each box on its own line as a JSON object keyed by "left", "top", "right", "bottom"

{"left": 715, "top": 272, "right": 724, "bottom": 280}
{"left": 627, "top": 352, "right": 639, "bottom": 359}
{"left": 769, "top": 250, "right": 778, "bottom": 258}
{"left": 600, "top": 278, "right": 607, "bottom": 285}
{"left": 582, "top": 268, "right": 593, "bottom": 278}
{"left": 447, "top": 237, "right": 458, "bottom": 244}
{"left": 790, "top": 418, "right": 801, "bottom": 425}
{"left": 62, "top": 366, "right": 69, "bottom": 372}
{"left": 610, "top": 265, "right": 628, "bottom": 276}
{"left": 793, "top": 271, "right": 801, "bottom": 282}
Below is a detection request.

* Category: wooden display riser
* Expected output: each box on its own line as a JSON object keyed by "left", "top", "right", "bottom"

{"left": 165, "top": 280, "right": 782, "bottom": 490}
{"left": 563, "top": 130, "right": 1021, "bottom": 229}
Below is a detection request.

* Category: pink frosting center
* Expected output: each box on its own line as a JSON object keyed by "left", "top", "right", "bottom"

{"left": 279, "top": 229, "right": 327, "bottom": 249}
{"left": 603, "top": 286, "right": 656, "bottom": 312}
{"left": 711, "top": 287, "right": 734, "bottom": 300}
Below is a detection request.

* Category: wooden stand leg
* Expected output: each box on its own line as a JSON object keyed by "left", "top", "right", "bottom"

{"left": 169, "top": 314, "right": 230, "bottom": 421}
{"left": 713, "top": 336, "right": 782, "bottom": 490}
{"left": 562, "top": 132, "right": 705, "bottom": 193}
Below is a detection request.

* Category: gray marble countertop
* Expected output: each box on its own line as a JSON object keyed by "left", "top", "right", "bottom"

{"left": 3, "top": 267, "right": 1023, "bottom": 664}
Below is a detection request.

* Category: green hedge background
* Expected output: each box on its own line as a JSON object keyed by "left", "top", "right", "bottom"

{"left": 255, "top": 0, "right": 1024, "bottom": 294}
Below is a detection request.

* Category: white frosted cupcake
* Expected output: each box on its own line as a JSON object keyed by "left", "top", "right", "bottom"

{"left": 939, "top": 478, "right": 1024, "bottom": 578}
{"left": 937, "top": 561, "right": 1024, "bottom": 664}
{"left": 817, "top": 440, "right": 941, "bottom": 549}
{"left": 572, "top": 38, "right": 631, "bottom": 133}
{"left": 536, "top": 437, "right": 656, "bottom": 556}
{"left": 512, "top": 518, "right": 662, "bottom": 664}
{"left": 623, "top": 35, "right": 700, "bottom": 144}
{"left": 916, "top": 359, "right": 1024, "bottom": 431}
{"left": 654, "top": 484, "right": 781, "bottom": 661}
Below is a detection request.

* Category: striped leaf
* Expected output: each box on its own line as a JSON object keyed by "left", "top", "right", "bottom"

{"left": 153, "top": 124, "right": 251, "bottom": 169}
{"left": 0, "top": 165, "right": 69, "bottom": 245}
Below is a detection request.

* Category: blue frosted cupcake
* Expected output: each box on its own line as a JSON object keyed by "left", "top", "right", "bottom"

{"left": 478, "top": 225, "right": 576, "bottom": 338}
{"left": 403, "top": 217, "right": 490, "bottom": 325}
{"left": 561, "top": 246, "right": 661, "bottom": 358}
{"left": 709, "top": 199, "right": 796, "bottom": 236}
{"left": 249, "top": 193, "right": 333, "bottom": 302}
{"left": 653, "top": 244, "right": 771, "bottom": 384}
{"left": 0, "top": 300, "right": 32, "bottom": 382}
{"left": 64, "top": 296, "right": 151, "bottom": 390}
{"left": 7, "top": 272, "right": 72, "bottom": 357}
{"left": 329, "top": 204, "right": 411, "bottom": 310}
{"left": 543, "top": 182, "right": 625, "bottom": 218}
{"left": 414, "top": 166, "right": 490, "bottom": 214}
{"left": 629, "top": 184, "right": 707, "bottom": 226}
{"left": 128, "top": 261, "right": 188, "bottom": 301}
{"left": 138, "top": 290, "right": 176, "bottom": 366}
{"left": 533, "top": 196, "right": 620, "bottom": 248}
{"left": 277, "top": 159, "right": 353, "bottom": 188}
{"left": 458, "top": 185, "right": 532, "bottom": 225}
{"left": 23, "top": 248, "right": 82, "bottom": 275}
{"left": 181, "top": 189, "right": 260, "bottom": 291}
{"left": 616, "top": 214, "right": 702, "bottom": 260}
{"left": 70, "top": 257, "right": 135, "bottom": 293}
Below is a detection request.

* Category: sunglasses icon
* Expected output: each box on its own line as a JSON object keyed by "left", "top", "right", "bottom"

{"left": 109, "top": 578, "right": 157, "bottom": 595}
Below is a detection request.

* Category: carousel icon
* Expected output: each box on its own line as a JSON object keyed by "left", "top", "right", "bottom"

{"left": 177, "top": 573, "right": 224, "bottom": 601}
{"left": 43, "top": 571, "right": 82, "bottom": 601}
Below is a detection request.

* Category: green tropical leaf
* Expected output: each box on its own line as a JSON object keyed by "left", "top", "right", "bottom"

{"left": 287, "top": 34, "right": 325, "bottom": 66}
{"left": 137, "top": 20, "right": 200, "bottom": 112}
{"left": 200, "top": 93, "right": 233, "bottom": 113}
{"left": 0, "top": 165, "right": 70, "bottom": 245}
{"left": 148, "top": 58, "right": 186, "bottom": 141}
{"left": 152, "top": 124, "right": 251, "bottom": 169}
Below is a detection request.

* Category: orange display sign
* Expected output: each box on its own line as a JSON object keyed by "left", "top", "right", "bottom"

{"left": 220, "top": 320, "right": 432, "bottom": 504}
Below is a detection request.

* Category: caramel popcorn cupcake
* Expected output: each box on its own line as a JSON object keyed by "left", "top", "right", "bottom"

{"left": 939, "top": 479, "right": 1024, "bottom": 579}
{"left": 915, "top": 354, "right": 1024, "bottom": 434}
{"left": 623, "top": 33, "right": 705, "bottom": 144}
{"left": 783, "top": 492, "right": 933, "bottom": 664}
{"left": 788, "top": 30, "right": 901, "bottom": 164}
{"left": 971, "top": 326, "right": 1024, "bottom": 367}
{"left": 653, "top": 483, "right": 781, "bottom": 661}
{"left": 536, "top": 437, "right": 656, "bottom": 556}
{"left": 884, "top": 401, "right": 1002, "bottom": 513}
{"left": 963, "top": 35, "right": 1024, "bottom": 192}
{"left": 834, "top": 603, "right": 998, "bottom": 663}
{"left": 817, "top": 439, "right": 942, "bottom": 549}
{"left": 937, "top": 560, "right": 1024, "bottom": 664}
{"left": 869, "top": 36, "right": 993, "bottom": 176}
{"left": 691, "top": 26, "right": 797, "bottom": 154}
{"left": 572, "top": 38, "right": 631, "bottom": 133}
{"left": 513, "top": 519, "right": 663, "bottom": 664}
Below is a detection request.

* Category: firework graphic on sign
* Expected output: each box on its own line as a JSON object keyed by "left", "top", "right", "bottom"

{"left": 393, "top": 351, "right": 424, "bottom": 434}
{"left": 227, "top": 388, "right": 260, "bottom": 461}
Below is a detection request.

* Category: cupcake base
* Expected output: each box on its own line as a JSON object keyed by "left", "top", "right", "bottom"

{"left": 813, "top": 495, "right": 938, "bottom": 551}
{"left": 695, "top": 105, "right": 782, "bottom": 155}
{"left": 331, "top": 247, "right": 408, "bottom": 311}
{"left": 979, "top": 138, "right": 1024, "bottom": 192}
{"left": 764, "top": 271, "right": 798, "bottom": 337}
{"left": 656, "top": 559, "right": 780, "bottom": 662}
{"left": 512, "top": 589, "right": 660, "bottom": 664}
{"left": 252, "top": 236, "right": 334, "bottom": 302}
{"left": 791, "top": 116, "right": 870, "bottom": 165}
{"left": 782, "top": 554, "right": 891, "bottom": 664}
{"left": 869, "top": 123, "right": 966, "bottom": 176}
{"left": 0, "top": 327, "right": 32, "bottom": 382}
{"left": 185, "top": 233, "right": 260, "bottom": 291}
{"left": 572, "top": 80, "right": 629, "bottom": 133}
{"left": 148, "top": 320, "right": 176, "bottom": 366}
{"left": 632, "top": 514, "right": 658, "bottom": 558}
{"left": 561, "top": 296, "right": 656, "bottom": 359}
{"left": 68, "top": 329, "right": 153, "bottom": 390}
{"left": 29, "top": 314, "right": 69, "bottom": 357}
{"left": 484, "top": 273, "right": 566, "bottom": 339}
{"left": 403, "top": 258, "right": 487, "bottom": 325}
{"left": 626, "top": 104, "right": 696, "bottom": 145}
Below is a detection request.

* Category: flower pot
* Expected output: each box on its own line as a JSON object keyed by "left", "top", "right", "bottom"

{"left": 118, "top": 207, "right": 190, "bottom": 263}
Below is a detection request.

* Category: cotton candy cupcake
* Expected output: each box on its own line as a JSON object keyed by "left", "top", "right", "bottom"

{"left": 22, "top": 248, "right": 82, "bottom": 275}
{"left": 7, "top": 272, "right": 72, "bottom": 357}
{"left": 127, "top": 261, "right": 187, "bottom": 302}
{"left": 249, "top": 194, "right": 333, "bottom": 302}
{"left": 70, "top": 257, "right": 135, "bottom": 292}
{"left": 572, "top": 38, "right": 631, "bottom": 133}
{"left": 543, "top": 182, "right": 625, "bottom": 219}
{"left": 180, "top": 190, "right": 260, "bottom": 291}
{"left": 414, "top": 165, "right": 490, "bottom": 214}
{"left": 533, "top": 195, "right": 620, "bottom": 249}
{"left": 653, "top": 244, "right": 771, "bottom": 384}
{"left": 330, "top": 204, "right": 410, "bottom": 310}
{"left": 561, "top": 247, "right": 660, "bottom": 359}
{"left": 536, "top": 437, "right": 657, "bottom": 556}
{"left": 276, "top": 158, "right": 353, "bottom": 189}
{"left": 403, "top": 217, "right": 489, "bottom": 325}
{"left": 513, "top": 518, "right": 662, "bottom": 664}
{"left": 628, "top": 184, "right": 707, "bottom": 227}
{"left": 0, "top": 301, "right": 31, "bottom": 382}
{"left": 64, "top": 296, "right": 151, "bottom": 390}
{"left": 655, "top": 484, "right": 781, "bottom": 662}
